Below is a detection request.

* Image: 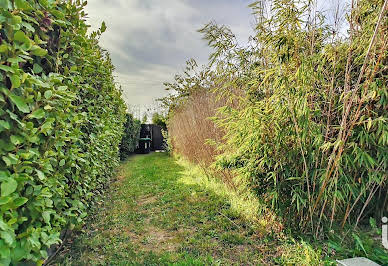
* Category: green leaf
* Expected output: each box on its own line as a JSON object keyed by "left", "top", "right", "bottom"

{"left": 38, "top": 0, "right": 48, "bottom": 8}
{"left": 101, "top": 21, "right": 107, "bottom": 33}
{"left": 0, "top": 221, "right": 10, "bottom": 231}
{"left": 0, "top": 65, "right": 14, "bottom": 73}
{"left": 41, "top": 121, "right": 52, "bottom": 131}
{"left": 7, "top": 218, "right": 16, "bottom": 225}
{"left": 14, "top": 31, "right": 30, "bottom": 45}
{"left": 21, "top": 21, "right": 35, "bottom": 32}
{"left": 0, "top": 44, "right": 8, "bottom": 53}
{"left": 0, "top": 231, "right": 15, "bottom": 246}
{"left": 10, "top": 74, "right": 21, "bottom": 88}
{"left": 0, "top": 0, "right": 10, "bottom": 9}
{"left": 352, "top": 233, "right": 367, "bottom": 255}
{"left": 29, "top": 109, "right": 45, "bottom": 119}
{"left": 15, "top": 0, "right": 32, "bottom": 10}
{"left": 51, "top": 10, "right": 65, "bottom": 19}
{"left": 0, "top": 171, "right": 9, "bottom": 181}
{"left": 0, "top": 197, "right": 11, "bottom": 205}
{"left": 6, "top": 154, "right": 17, "bottom": 165}
{"left": 0, "top": 244, "right": 10, "bottom": 260}
{"left": 13, "top": 244, "right": 29, "bottom": 262}
{"left": 33, "top": 63, "right": 43, "bottom": 74}
{"left": 2, "top": 156, "right": 11, "bottom": 166}
{"left": 59, "top": 159, "right": 65, "bottom": 166}
{"left": 10, "top": 135, "right": 23, "bottom": 145}
{"left": 31, "top": 47, "right": 47, "bottom": 57}
{"left": 1, "top": 178, "right": 18, "bottom": 196}
{"left": 27, "top": 232, "right": 40, "bottom": 249}
{"left": 42, "top": 211, "right": 50, "bottom": 224}
{"left": 44, "top": 90, "right": 52, "bottom": 99}
{"left": 7, "top": 56, "right": 25, "bottom": 65}
{"left": 0, "top": 120, "right": 10, "bottom": 131}
{"left": 13, "top": 197, "right": 28, "bottom": 207}
{"left": 9, "top": 94, "right": 29, "bottom": 113}
{"left": 369, "top": 217, "right": 376, "bottom": 229}
{"left": 0, "top": 140, "right": 15, "bottom": 152}
{"left": 10, "top": 15, "right": 22, "bottom": 25}
{"left": 35, "top": 169, "right": 45, "bottom": 181}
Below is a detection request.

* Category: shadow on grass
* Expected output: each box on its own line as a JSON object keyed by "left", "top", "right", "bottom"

{"left": 51, "top": 153, "right": 324, "bottom": 265}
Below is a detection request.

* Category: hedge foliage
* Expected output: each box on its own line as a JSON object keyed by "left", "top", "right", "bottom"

{"left": 0, "top": 0, "right": 126, "bottom": 264}
{"left": 120, "top": 113, "right": 141, "bottom": 160}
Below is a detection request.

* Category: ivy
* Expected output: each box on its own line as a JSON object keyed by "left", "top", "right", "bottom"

{"left": 0, "top": 0, "right": 126, "bottom": 264}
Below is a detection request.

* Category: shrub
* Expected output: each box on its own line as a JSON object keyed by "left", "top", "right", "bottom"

{"left": 0, "top": 0, "right": 126, "bottom": 264}
{"left": 211, "top": 0, "right": 388, "bottom": 234}
{"left": 120, "top": 113, "right": 141, "bottom": 159}
{"left": 163, "top": 0, "right": 387, "bottom": 237}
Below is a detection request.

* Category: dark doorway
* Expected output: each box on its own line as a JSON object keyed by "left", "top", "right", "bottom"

{"left": 151, "top": 125, "right": 164, "bottom": 151}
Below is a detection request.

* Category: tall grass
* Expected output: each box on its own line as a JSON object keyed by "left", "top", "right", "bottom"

{"left": 163, "top": 0, "right": 388, "bottom": 238}
{"left": 168, "top": 89, "right": 241, "bottom": 187}
{"left": 212, "top": 0, "right": 388, "bottom": 235}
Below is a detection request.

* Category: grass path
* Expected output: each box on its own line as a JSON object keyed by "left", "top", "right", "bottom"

{"left": 53, "top": 153, "right": 281, "bottom": 265}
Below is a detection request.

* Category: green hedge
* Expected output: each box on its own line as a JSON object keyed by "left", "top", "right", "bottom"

{"left": 0, "top": 0, "right": 126, "bottom": 264}
{"left": 120, "top": 113, "right": 141, "bottom": 159}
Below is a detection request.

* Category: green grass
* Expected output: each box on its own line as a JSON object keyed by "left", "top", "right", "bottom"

{"left": 52, "top": 153, "right": 324, "bottom": 265}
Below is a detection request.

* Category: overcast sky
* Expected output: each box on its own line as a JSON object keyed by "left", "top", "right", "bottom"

{"left": 84, "top": 0, "right": 348, "bottom": 116}
{"left": 84, "top": 0, "right": 255, "bottom": 115}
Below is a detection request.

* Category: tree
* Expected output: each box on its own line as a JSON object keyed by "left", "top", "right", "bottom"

{"left": 142, "top": 113, "right": 148, "bottom": 123}
{"left": 152, "top": 112, "right": 167, "bottom": 129}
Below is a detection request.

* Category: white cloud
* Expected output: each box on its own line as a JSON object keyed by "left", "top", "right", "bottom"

{"left": 83, "top": 0, "right": 346, "bottom": 112}
{"left": 84, "top": 0, "right": 254, "bottom": 110}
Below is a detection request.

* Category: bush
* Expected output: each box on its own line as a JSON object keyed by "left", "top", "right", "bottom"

{"left": 163, "top": 0, "right": 387, "bottom": 237}
{"left": 120, "top": 113, "right": 141, "bottom": 159}
{"left": 212, "top": 0, "right": 387, "bottom": 234}
{"left": 0, "top": 0, "right": 126, "bottom": 264}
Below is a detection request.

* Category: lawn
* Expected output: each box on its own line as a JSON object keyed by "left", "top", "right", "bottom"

{"left": 52, "top": 153, "right": 283, "bottom": 265}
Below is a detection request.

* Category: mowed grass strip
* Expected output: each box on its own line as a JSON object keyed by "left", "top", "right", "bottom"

{"left": 53, "top": 153, "right": 278, "bottom": 265}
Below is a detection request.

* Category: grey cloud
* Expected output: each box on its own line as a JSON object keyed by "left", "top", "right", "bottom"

{"left": 85, "top": 0, "right": 346, "bottom": 117}
{"left": 84, "top": 0, "right": 255, "bottom": 114}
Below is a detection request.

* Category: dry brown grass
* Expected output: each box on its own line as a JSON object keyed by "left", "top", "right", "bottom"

{"left": 168, "top": 89, "right": 240, "bottom": 187}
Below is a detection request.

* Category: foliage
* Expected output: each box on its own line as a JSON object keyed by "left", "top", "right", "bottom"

{"left": 160, "top": 59, "right": 215, "bottom": 113}
{"left": 151, "top": 112, "right": 166, "bottom": 129}
{"left": 327, "top": 218, "right": 388, "bottom": 265}
{"left": 161, "top": 129, "right": 172, "bottom": 155}
{"left": 0, "top": 0, "right": 126, "bottom": 264}
{"left": 162, "top": 0, "right": 388, "bottom": 259}
{"left": 141, "top": 113, "right": 148, "bottom": 124}
{"left": 120, "top": 113, "right": 141, "bottom": 160}
{"left": 211, "top": 0, "right": 388, "bottom": 235}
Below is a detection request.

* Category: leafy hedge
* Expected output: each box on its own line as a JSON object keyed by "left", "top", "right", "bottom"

{"left": 120, "top": 113, "right": 141, "bottom": 160}
{"left": 0, "top": 0, "right": 126, "bottom": 264}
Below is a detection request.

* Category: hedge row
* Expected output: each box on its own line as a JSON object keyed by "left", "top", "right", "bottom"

{"left": 120, "top": 113, "right": 141, "bottom": 160}
{"left": 0, "top": 0, "right": 126, "bottom": 264}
